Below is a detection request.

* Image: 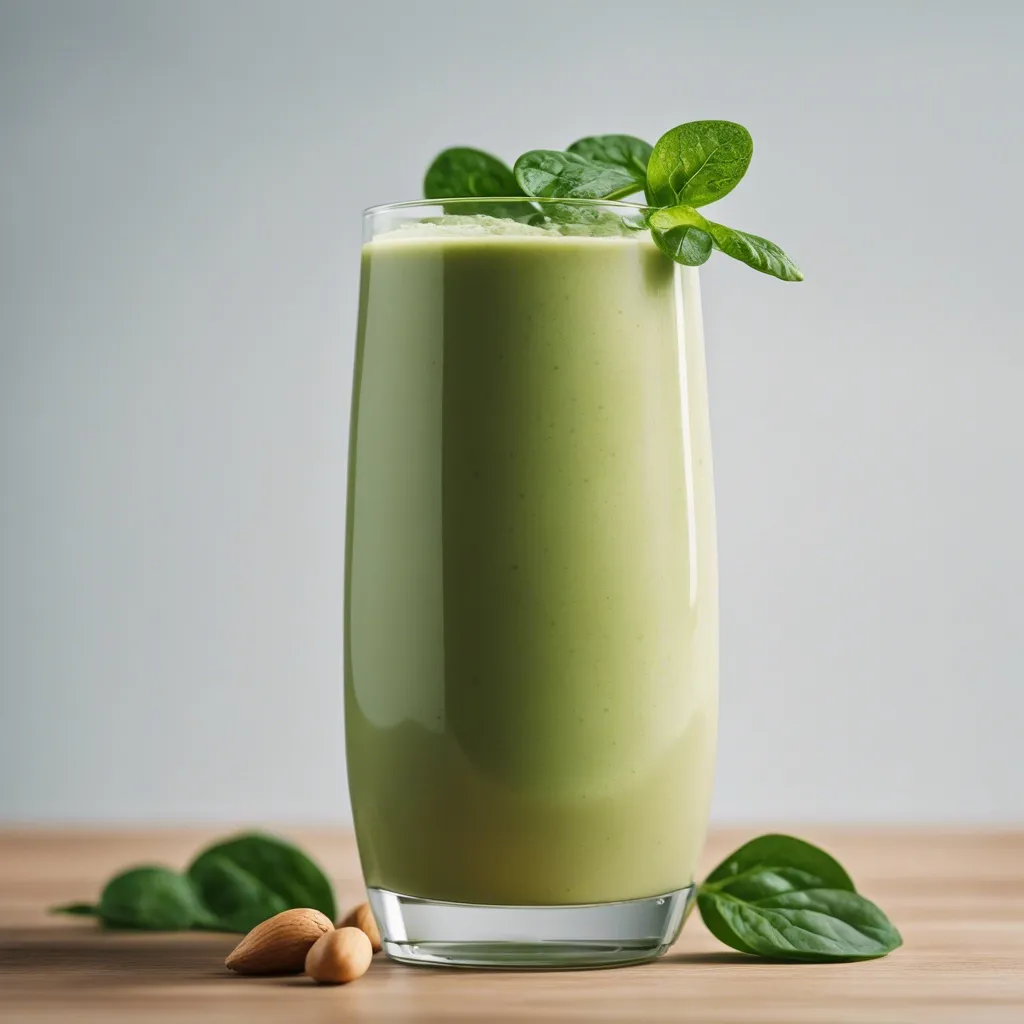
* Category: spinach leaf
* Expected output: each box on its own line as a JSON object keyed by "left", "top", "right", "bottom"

{"left": 566, "top": 134, "right": 651, "bottom": 189}
{"left": 706, "top": 221, "right": 804, "bottom": 281}
{"left": 50, "top": 831, "right": 336, "bottom": 935}
{"left": 515, "top": 150, "right": 641, "bottom": 200}
{"left": 698, "top": 887, "right": 903, "bottom": 962}
{"left": 646, "top": 120, "right": 753, "bottom": 208}
{"left": 187, "top": 853, "right": 288, "bottom": 933}
{"left": 96, "top": 866, "right": 214, "bottom": 931}
{"left": 424, "top": 146, "right": 520, "bottom": 199}
{"left": 648, "top": 205, "right": 713, "bottom": 265}
{"left": 698, "top": 835, "right": 901, "bottom": 961}
{"left": 187, "top": 832, "right": 335, "bottom": 927}
{"left": 423, "top": 147, "right": 528, "bottom": 219}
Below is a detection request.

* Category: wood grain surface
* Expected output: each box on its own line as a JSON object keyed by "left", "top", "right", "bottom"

{"left": 1, "top": 828, "right": 1021, "bottom": 1023}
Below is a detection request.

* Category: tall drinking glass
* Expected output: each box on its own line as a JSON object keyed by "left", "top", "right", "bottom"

{"left": 345, "top": 198, "right": 718, "bottom": 968}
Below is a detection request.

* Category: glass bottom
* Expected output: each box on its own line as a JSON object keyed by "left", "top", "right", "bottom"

{"left": 367, "top": 885, "right": 695, "bottom": 969}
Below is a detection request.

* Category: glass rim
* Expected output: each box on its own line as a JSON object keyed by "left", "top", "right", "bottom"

{"left": 363, "top": 196, "right": 651, "bottom": 217}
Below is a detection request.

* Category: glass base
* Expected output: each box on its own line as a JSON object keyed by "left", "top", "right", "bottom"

{"left": 367, "top": 885, "right": 695, "bottom": 969}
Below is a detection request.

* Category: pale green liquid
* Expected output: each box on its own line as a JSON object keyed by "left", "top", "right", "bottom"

{"left": 346, "top": 231, "right": 718, "bottom": 905}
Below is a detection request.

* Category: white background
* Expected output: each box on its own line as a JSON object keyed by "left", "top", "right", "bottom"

{"left": 2, "top": 0, "right": 1022, "bottom": 824}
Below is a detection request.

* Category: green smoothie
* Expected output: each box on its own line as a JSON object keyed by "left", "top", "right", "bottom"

{"left": 345, "top": 221, "right": 718, "bottom": 906}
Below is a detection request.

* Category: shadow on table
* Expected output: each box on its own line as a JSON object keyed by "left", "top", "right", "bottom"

{"left": 1, "top": 927, "right": 769, "bottom": 988}
{"left": 0, "top": 927, "right": 239, "bottom": 988}
{"left": 660, "top": 950, "right": 760, "bottom": 966}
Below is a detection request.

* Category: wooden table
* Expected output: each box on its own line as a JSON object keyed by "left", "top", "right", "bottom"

{"left": 1, "top": 828, "right": 1021, "bottom": 1023}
